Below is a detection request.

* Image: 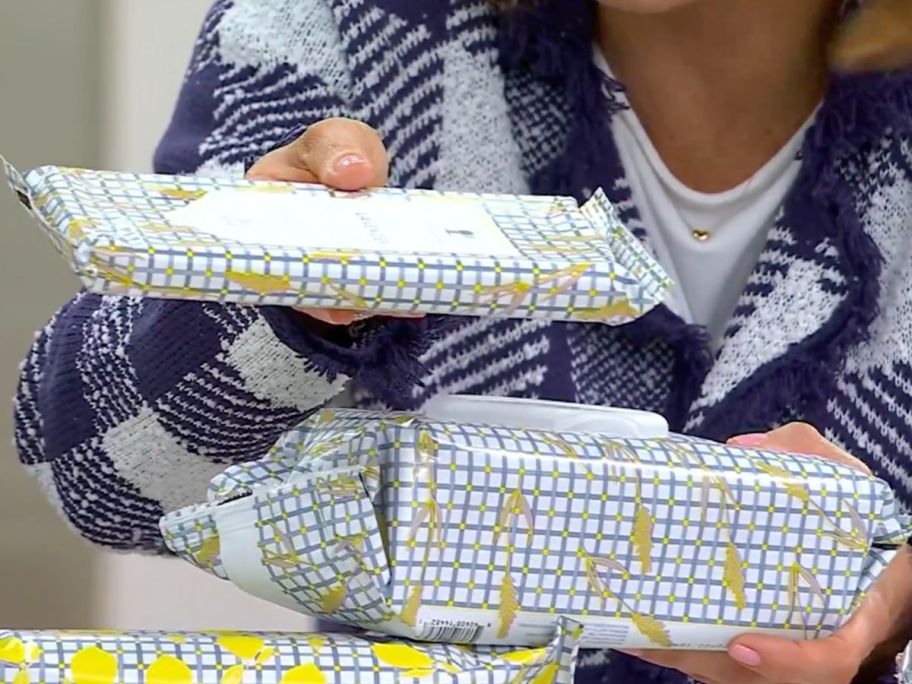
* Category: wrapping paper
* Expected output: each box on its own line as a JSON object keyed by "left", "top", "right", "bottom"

{"left": 0, "top": 620, "right": 580, "bottom": 683}
{"left": 2, "top": 157, "right": 669, "bottom": 323}
{"left": 162, "top": 407, "right": 909, "bottom": 650}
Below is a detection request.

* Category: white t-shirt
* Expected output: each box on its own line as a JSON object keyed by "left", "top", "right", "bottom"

{"left": 594, "top": 50, "right": 816, "bottom": 346}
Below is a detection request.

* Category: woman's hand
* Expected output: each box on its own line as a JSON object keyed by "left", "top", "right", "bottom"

{"left": 627, "top": 423, "right": 912, "bottom": 684}
{"left": 247, "top": 118, "right": 420, "bottom": 326}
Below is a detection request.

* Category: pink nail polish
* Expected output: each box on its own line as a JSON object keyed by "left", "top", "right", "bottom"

{"left": 333, "top": 153, "right": 367, "bottom": 172}
{"left": 729, "top": 644, "right": 762, "bottom": 667}
{"left": 730, "top": 433, "right": 767, "bottom": 447}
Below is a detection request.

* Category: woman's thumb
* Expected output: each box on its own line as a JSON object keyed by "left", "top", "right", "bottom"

{"left": 248, "top": 118, "right": 389, "bottom": 190}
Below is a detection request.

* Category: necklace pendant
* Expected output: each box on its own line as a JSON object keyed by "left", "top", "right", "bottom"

{"left": 691, "top": 228, "right": 711, "bottom": 242}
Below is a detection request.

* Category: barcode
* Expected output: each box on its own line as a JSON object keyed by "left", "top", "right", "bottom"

{"left": 417, "top": 620, "right": 483, "bottom": 644}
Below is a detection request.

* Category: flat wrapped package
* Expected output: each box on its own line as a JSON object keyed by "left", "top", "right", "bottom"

{"left": 161, "top": 397, "right": 909, "bottom": 651}
{"left": 2, "top": 157, "right": 669, "bottom": 323}
{"left": 0, "top": 620, "right": 580, "bottom": 683}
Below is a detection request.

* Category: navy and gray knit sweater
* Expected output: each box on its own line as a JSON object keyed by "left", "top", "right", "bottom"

{"left": 13, "top": 1, "right": 912, "bottom": 681}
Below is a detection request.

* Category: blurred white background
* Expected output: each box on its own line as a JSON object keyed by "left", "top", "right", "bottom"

{"left": 0, "top": 1, "right": 313, "bottom": 631}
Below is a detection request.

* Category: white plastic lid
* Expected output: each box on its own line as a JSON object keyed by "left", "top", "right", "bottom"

{"left": 421, "top": 395, "right": 668, "bottom": 438}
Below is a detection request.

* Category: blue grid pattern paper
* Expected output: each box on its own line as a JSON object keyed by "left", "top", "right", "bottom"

{"left": 3, "top": 157, "right": 670, "bottom": 322}
{"left": 0, "top": 621, "right": 581, "bottom": 683}
{"left": 161, "top": 408, "right": 910, "bottom": 651}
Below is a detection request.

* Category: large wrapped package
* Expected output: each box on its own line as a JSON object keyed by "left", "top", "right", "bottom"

{"left": 0, "top": 619, "right": 580, "bottom": 683}
{"left": 161, "top": 398, "right": 908, "bottom": 651}
{"left": 3, "top": 158, "right": 669, "bottom": 323}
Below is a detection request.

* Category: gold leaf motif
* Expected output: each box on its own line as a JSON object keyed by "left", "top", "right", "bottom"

{"left": 583, "top": 558, "right": 605, "bottom": 608}
{"left": 497, "top": 574, "right": 521, "bottom": 639}
{"left": 631, "top": 614, "right": 672, "bottom": 648}
{"left": 539, "top": 434, "right": 578, "bottom": 459}
{"left": 400, "top": 583, "right": 423, "bottom": 627}
{"left": 794, "top": 563, "right": 826, "bottom": 607}
{"left": 156, "top": 187, "right": 207, "bottom": 201}
{"left": 225, "top": 271, "right": 292, "bottom": 295}
{"left": 319, "top": 583, "right": 347, "bottom": 613}
{"left": 844, "top": 504, "right": 868, "bottom": 543}
{"left": 599, "top": 440, "right": 641, "bottom": 464}
{"left": 699, "top": 477, "right": 712, "bottom": 523}
{"left": 501, "top": 648, "right": 547, "bottom": 665}
{"left": 632, "top": 506, "right": 654, "bottom": 574}
{"left": 325, "top": 282, "right": 369, "bottom": 309}
{"left": 307, "top": 250, "right": 364, "bottom": 261}
{"left": 417, "top": 431, "right": 438, "bottom": 460}
{"left": 723, "top": 543, "right": 747, "bottom": 610}
{"left": 194, "top": 535, "right": 220, "bottom": 567}
{"left": 408, "top": 504, "right": 430, "bottom": 543}
{"left": 495, "top": 489, "right": 535, "bottom": 545}
{"left": 573, "top": 299, "right": 641, "bottom": 321}
{"left": 529, "top": 661, "right": 559, "bottom": 684}
{"left": 537, "top": 263, "right": 592, "bottom": 291}
{"left": 477, "top": 280, "right": 533, "bottom": 314}
{"left": 754, "top": 461, "right": 810, "bottom": 503}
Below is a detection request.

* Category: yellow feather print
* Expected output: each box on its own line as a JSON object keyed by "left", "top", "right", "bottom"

{"left": 632, "top": 505, "right": 654, "bottom": 574}
{"left": 319, "top": 583, "right": 347, "bottom": 613}
{"left": 754, "top": 461, "right": 810, "bottom": 503}
{"left": 573, "top": 299, "right": 641, "bottom": 321}
{"left": 325, "top": 281, "right": 369, "bottom": 309}
{"left": 400, "top": 583, "right": 424, "bottom": 628}
{"left": 194, "top": 534, "right": 220, "bottom": 567}
{"left": 307, "top": 250, "right": 364, "bottom": 261}
{"left": 156, "top": 187, "right": 207, "bottom": 201}
{"left": 497, "top": 574, "right": 521, "bottom": 639}
{"left": 529, "top": 661, "right": 559, "bottom": 684}
{"left": 417, "top": 430, "right": 439, "bottom": 460}
{"left": 723, "top": 543, "right": 747, "bottom": 610}
{"left": 225, "top": 271, "right": 293, "bottom": 295}
{"left": 539, "top": 434, "right": 578, "bottom": 459}
{"left": 631, "top": 614, "right": 672, "bottom": 648}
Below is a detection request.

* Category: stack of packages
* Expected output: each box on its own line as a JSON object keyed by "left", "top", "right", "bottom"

{"left": 2, "top": 159, "right": 909, "bottom": 683}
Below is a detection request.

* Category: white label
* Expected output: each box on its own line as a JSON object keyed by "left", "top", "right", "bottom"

{"left": 166, "top": 189, "right": 521, "bottom": 257}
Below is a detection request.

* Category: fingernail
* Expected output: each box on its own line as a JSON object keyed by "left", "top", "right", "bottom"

{"left": 729, "top": 433, "right": 767, "bottom": 447}
{"left": 729, "top": 644, "right": 762, "bottom": 667}
{"left": 332, "top": 153, "right": 368, "bottom": 173}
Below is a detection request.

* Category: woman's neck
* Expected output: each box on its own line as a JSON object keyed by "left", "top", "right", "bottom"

{"left": 597, "top": 0, "right": 840, "bottom": 192}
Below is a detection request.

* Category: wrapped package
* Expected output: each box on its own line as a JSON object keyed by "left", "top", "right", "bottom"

{"left": 161, "top": 397, "right": 909, "bottom": 651}
{"left": 0, "top": 619, "right": 580, "bottom": 683}
{"left": 2, "top": 157, "right": 669, "bottom": 323}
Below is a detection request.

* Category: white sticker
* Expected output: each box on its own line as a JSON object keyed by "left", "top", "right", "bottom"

{"left": 166, "top": 189, "right": 522, "bottom": 257}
